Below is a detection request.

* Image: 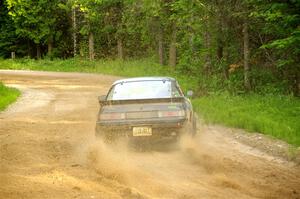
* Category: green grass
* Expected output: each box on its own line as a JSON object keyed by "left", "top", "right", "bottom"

{"left": 0, "top": 82, "right": 20, "bottom": 111}
{"left": 0, "top": 58, "right": 198, "bottom": 92}
{"left": 193, "top": 94, "right": 300, "bottom": 146}
{"left": 0, "top": 58, "right": 299, "bottom": 146}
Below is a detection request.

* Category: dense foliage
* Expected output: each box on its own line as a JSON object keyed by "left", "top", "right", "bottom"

{"left": 1, "top": 0, "right": 299, "bottom": 95}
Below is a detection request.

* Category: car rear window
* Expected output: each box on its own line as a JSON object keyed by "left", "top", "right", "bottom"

{"left": 107, "top": 80, "right": 182, "bottom": 100}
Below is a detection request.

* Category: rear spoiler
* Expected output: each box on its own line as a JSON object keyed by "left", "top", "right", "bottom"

{"left": 99, "top": 97, "right": 185, "bottom": 105}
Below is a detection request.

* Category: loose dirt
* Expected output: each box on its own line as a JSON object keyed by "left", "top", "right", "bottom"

{"left": 0, "top": 70, "right": 299, "bottom": 199}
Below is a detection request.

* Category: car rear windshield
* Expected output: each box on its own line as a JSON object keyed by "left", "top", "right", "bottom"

{"left": 107, "top": 80, "right": 183, "bottom": 100}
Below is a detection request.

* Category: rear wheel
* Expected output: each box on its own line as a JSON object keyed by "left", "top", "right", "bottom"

{"left": 95, "top": 125, "right": 116, "bottom": 143}
{"left": 192, "top": 115, "right": 197, "bottom": 136}
{"left": 185, "top": 115, "right": 197, "bottom": 137}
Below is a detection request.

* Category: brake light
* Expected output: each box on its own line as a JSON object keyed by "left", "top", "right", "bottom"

{"left": 158, "top": 110, "right": 185, "bottom": 117}
{"left": 100, "top": 112, "right": 125, "bottom": 120}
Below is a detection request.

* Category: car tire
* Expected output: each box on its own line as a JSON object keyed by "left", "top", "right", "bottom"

{"left": 95, "top": 125, "right": 103, "bottom": 138}
{"left": 191, "top": 114, "right": 197, "bottom": 136}
{"left": 95, "top": 125, "right": 115, "bottom": 143}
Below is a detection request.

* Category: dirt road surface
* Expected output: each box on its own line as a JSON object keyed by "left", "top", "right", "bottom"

{"left": 0, "top": 70, "right": 299, "bottom": 199}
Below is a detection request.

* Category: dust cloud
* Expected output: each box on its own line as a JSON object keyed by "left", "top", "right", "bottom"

{"left": 75, "top": 133, "right": 242, "bottom": 198}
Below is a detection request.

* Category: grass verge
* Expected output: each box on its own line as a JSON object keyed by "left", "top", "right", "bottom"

{"left": 0, "top": 82, "right": 20, "bottom": 111}
{"left": 0, "top": 58, "right": 299, "bottom": 146}
{"left": 193, "top": 94, "right": 300, "bottom": 146}
{"left": 0, "top": 58, "right": 198, "bottom": 92}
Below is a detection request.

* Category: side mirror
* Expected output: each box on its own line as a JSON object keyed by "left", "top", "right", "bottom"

{"left": 98, "top": 95, "right": 107, "bottom": 105}
{"left": 186, "top": 90, "right": 194, "bottom": 98}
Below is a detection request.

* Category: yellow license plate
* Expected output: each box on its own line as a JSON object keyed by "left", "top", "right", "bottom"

{"left": 132, "top": 127, "right": 152, "bottom": 136}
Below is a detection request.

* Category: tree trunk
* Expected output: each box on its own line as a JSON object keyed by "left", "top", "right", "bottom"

{"left": 223, "top": 47, "right": 229, "bottom": 80}
{"left": 217, "top": 26, "right": 223, "bottom": 60}
{"left": 189, "top": 14, "right": 195, "bottom": 55}
{"left": 11, "top": 52, "right": 15, "bottom": 59}
{"left": 217, "top": 25, "right": 225, "bottom": 80}
{"left": 72, "top": 8, "right": 77, "bottom": 57}
{"left": 189, "top": 33, "right": 195, "bottom": 54}
{"left": 216, "top": 4, "right": 224, "bottom": 61}
{"left": 117, "top": 38, "right": 124, "bottom": 60}
{"left": 168, "top": 24, "right": 177, "bottom": 67}
{"left": 243, "top": 22, "right": 251, "bottom": 90}
{"left": 219, "top": 11, "right": 228, "bottom": 80}
{"left": 296, "top": 73, "right": 300, "bottom": 97}
{"left": 217, "top": 33, "right": 223, "bottom": 60}
{"left": 47, "top": 37, "right": 53, "bottom": 57}
{"left": 27, "top": 39, "right": 30, "bottom": 57}
{"left": 89, "top": 32, "right": 94, "bottom": 61}
{"left": 36, "top": 44, "right": 41, "bottom": 59}
{"left": 203, "top": 21, "right": 212, "bottom": 75}
{"left": 292, "top": 72, "right": 299, "bottom": 97}
{"left": 158, "top": 26, "right": 164, "bottom": 65}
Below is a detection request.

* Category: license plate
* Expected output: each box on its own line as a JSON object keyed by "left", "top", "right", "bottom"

{"left": 133, "top": 127, "right": 152, "bottom": 136}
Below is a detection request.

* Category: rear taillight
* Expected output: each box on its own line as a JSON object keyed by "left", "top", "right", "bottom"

{"left": 158, "top": 110, "right": 185, "bottom": 117}
{"left": 100, "top": 112, "right": 125, "bottom": 120}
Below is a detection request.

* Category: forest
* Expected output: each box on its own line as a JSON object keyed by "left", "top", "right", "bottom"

{"left": 0, "top": 0, "right": 299, "bottom": 96}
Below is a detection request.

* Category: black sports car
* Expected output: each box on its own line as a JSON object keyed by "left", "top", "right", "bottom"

{"left": 95, "top": 77, "right": 197, "bottom": 142}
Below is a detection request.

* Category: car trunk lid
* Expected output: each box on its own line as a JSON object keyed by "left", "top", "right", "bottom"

{"left": 99, "top": 98, "right": 185, "bottom": 120}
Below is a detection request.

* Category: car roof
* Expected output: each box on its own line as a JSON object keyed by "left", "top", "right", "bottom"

{"left": 112, "top": 77, "right": 176, "bottom": 85}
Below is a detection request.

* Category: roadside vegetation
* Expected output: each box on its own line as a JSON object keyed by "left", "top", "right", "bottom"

{"left": 0, "top": 58, "right": 299, "bottom": 146}
{"left": 0, "top": 82, "right": 20, "bottom": 112}
{"left": 193, "top": 95, "right": 300, "bottom": 146}
{"left": 0, "top": 0, "right": 299, "bottom": 145}
{"left": 0, "top": 58, "right": 199, "bottom": 92}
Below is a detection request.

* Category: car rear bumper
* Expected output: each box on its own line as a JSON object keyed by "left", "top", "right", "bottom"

{"left": 95, "top": 118, "right": 188, "bottom": 139}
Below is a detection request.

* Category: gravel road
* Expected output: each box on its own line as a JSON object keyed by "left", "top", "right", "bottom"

{"left": 0, "top": 70, "right": 299, "bottom": 199}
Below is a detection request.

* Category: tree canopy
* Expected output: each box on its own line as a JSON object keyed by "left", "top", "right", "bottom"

{"left": 0, "top": 0, "right": 299, "bottom": 95}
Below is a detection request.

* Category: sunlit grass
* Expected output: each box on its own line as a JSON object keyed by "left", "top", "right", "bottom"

{"left": 0, "top": 58, "right": 198, "bottom": 92}
{"left": 0, "top": 82, "right": 20, "bottom": 111}
{"left": 193, "top": 94, "right": 300, "bottom": 146}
